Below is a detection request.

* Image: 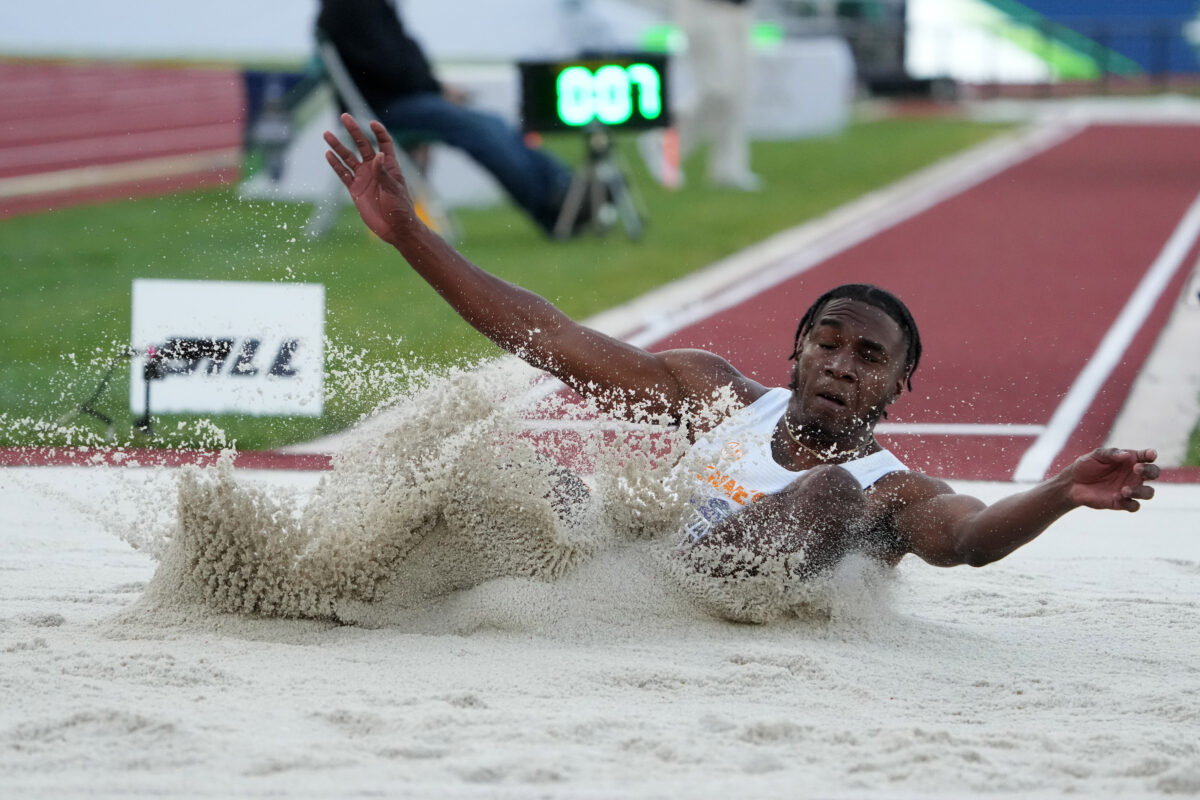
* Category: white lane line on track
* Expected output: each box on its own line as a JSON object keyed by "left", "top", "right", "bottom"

{"left": 518, "top": 419, "right": 1046, "bottom": 437}
{"left": 0, "top": 104, "right": 241, "bottom": 145}
{"left": 877, "top": 422, "right": 1045, "bottom": 436}
{"left": 0, "top": 148, "right": 242, "bottom": 200}
{"left": 1013, "top": 189, "right": 1200, "bottom": 483}
{"left": 0, "top": 124, "right": 240, "bottom": 171}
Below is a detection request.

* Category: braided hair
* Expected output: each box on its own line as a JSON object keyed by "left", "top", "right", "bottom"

{"left": 789, "top": 284, "right": 922, "bottom": 391}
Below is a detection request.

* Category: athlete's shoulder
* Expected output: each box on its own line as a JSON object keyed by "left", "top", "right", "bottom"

{"left": 657, "top": 348, "right": 767, "bottom": 406}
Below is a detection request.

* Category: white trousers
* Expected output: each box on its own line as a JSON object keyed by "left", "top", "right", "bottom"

{"left": 674, "top": 0, "right": 754, "bottom": 183}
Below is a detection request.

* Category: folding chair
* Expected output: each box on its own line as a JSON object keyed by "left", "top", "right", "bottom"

{"left": 308, "top": 33, "right": 461, "bottom": 242}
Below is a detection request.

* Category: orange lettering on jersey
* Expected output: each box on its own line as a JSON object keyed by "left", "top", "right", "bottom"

{"left": 695, "top": 464, "right": 761, "bottom": 507}
{"left": 701, "top": 466, "right": 724, "bottom": 488}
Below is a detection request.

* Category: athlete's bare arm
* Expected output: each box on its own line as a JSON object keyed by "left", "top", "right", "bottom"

{"left": 877, "top": 447, "right": 1160, "bottom": 567}
{"left": 685, "top": 464, "right": 879, "bottom": 579}
{"left": 324, "top": 114, "right": 763, "bottom": 421}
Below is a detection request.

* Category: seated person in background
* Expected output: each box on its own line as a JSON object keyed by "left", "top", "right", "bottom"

{"left": 317, "top": 0, "right": 574, "bottom": 236}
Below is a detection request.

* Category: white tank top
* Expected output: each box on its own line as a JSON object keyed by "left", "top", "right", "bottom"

{"left": 677, "top": 387, "right": 907, "bottom": 542}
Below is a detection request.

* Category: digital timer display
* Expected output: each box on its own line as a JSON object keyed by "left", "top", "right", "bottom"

{"left": 518, "top": 54, "right": 671, "bottom": 132}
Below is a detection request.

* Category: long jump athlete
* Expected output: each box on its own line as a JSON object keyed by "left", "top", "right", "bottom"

{"left": 324, "top": 114, "right": 1159, "bottom": 580}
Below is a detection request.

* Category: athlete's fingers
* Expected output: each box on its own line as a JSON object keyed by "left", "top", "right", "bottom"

{"left": 1123, "top": 484, "right": 1155, "bottom": 501}
{"left": 323, "top": 129, "right": 358, "bottom": 168}
{"left": 371, "top": 120, "right": 397, "bottom": 161}
{"left": 325, "top": 149, "right": 354, "bottom": 187}
{"left": 1135, "top": 462, "right": 1161, "bottom": 481}
{"left": 341, "top": 112, "right": 375, "bottom": 161}
{"left": 1138, "top": 448, "right": 1158, "bottom": 463}
{"left": 1117, "top": 496, "right": 1141, "bottom": 512}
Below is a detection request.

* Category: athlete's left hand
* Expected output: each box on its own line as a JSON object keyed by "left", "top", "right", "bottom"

{"left": 1065, "top": 448, "right": 1159, "bottom": 512}
{"left": 323, "top": 113, "right": 416, "bottom": 246}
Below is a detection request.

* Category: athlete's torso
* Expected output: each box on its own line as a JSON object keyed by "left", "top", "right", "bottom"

{"left": 677, "top": 387, "right": 908, "bottom": 542}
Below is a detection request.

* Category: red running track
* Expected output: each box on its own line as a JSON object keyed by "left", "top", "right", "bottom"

{"left": 651, "top": 124, "right": 1200, "bottom": 482}
{"left": 0, "top": 60, "right": 245, "bottom": 218}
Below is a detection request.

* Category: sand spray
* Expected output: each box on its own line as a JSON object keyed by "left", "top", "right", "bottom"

{"left": 93, "top": 356, "right": 898, "bottom": 632}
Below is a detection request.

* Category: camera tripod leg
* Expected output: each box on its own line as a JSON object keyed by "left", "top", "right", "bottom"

{"left": 600, "top": 166, "right": 642, "bottom": 240}
{"left": 135, "top": 373, "right": 154, "bottom": 437}
{"left": 60, "top": 356, "right": 127, "bottom": 441}
{"left": 552, "top": 165, "right": 594, "bottom": 240}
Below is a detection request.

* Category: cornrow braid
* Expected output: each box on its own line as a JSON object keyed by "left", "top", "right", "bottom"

{"left": 789, "top": 283, "right": 922, "bottom": 391}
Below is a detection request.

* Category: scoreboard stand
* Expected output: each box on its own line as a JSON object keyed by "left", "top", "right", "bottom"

{"left": 553, "top": 122, "right": 642, "bottom": 240}
{"left": 519, "top": 54, "right": 670, "bottom": 242}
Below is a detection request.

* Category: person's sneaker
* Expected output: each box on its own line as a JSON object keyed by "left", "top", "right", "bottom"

{"left": 637, "top": 130, "right": 685, "bottom": 189}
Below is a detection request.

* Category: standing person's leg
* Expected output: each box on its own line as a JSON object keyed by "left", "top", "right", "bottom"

{"left": 376, "top": 92, "right": 571, "bottom": 234}
{"left": 672, "top": 0, "right": 715, "bottom": 167}
{"left": 700, "top": 1, "right": 757, "bottom": 188}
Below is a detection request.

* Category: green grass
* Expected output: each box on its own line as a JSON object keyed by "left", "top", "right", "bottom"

{"left": 1187, "top": 424, "right": 1200, "bottom": 467}
{"left": 0, "top": 117, "right": 1008, "bottom": 451}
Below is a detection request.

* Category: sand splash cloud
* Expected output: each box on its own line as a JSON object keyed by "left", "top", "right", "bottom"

{"left": 128, "top": 360, "right": 884, "bottom": 631}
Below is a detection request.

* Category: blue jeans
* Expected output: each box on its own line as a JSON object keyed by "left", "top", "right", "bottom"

{"left": 377, "top": 92, "right": 571, "bottom": 234}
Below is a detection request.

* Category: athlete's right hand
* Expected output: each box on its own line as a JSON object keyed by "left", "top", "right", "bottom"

{"left": 323, "top": 113, "right": 416, "bottom": 246}
{"left": 1063, "top": 447, "right": 1159, "bottom": 513}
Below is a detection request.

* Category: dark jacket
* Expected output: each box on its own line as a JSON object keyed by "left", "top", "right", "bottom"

{"left": 317, "top": 0, "right": 442, "bottom": 109}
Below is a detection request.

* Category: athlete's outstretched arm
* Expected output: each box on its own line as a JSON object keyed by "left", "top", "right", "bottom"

{"left": 323, "top": 114, "right": 751, "bottom": 420}
{"left": 891, "top": 448, "right": 1160, "bottom": 567}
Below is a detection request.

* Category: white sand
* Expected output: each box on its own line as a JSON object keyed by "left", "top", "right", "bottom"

{"left": 3, "top": 371, "right": 1200, "bottom": 798}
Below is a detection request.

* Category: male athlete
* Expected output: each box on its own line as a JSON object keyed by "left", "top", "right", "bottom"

{"left": 324, "top": 114, "right": 1160, "bottom": 577}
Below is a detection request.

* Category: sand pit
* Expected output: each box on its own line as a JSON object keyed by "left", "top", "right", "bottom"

{"left": 1, "top": 362, "right": 1197, "bottom": 798}
{"left": 3, "top": 396, "right": 1199, "bottom": 799}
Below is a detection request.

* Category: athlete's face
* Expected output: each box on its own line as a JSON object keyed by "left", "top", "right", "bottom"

{"left": 788, "top": 299, "right": 908, "bottom": 436}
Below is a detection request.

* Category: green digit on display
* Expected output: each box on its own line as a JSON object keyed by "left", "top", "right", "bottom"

{"left": 626, "top": 63, "right": 662, "bottom": 120}
{"left": 557, "top": 66, "right": 595, "bottom": 126}
{"left": 593, "top": 65, "right": 632, "bottom": 126}
{"left": 555, "top": 61, "right": 664, "bottom": 127}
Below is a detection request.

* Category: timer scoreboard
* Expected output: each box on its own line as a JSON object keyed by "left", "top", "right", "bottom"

{"left": 518, "top": 54, "right": 671, "bottom": 133}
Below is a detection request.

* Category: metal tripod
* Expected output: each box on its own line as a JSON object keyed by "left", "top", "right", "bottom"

{"left": 553, "top": 123, "right": 643, "bottom": 241}
{"left": 56, "top": 349, "right": 153, "bottom": 440}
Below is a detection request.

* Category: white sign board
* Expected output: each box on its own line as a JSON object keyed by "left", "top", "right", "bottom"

{"left": 130, "top": 279, "right": 325, "bottom": 417}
